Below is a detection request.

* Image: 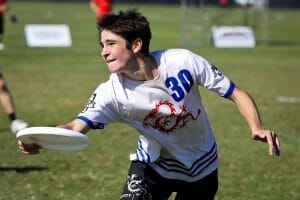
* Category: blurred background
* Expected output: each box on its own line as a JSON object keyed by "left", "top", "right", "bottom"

{"left": 13, "top": 0, "right": 300, "bottom": 8}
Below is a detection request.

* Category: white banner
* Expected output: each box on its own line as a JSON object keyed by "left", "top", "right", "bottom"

{"left": 212, "top": 26, "right": 256, "bottom": 48}
{"left": 234, "top": 0, "right": 266, "bottom": 8}
{"left": 25, "top": 24, "right": 72, "bottom": 47}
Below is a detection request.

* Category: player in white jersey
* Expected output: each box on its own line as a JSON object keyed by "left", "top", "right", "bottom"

{"left": 18, "top": 10, "right": 280, "bottom": 200}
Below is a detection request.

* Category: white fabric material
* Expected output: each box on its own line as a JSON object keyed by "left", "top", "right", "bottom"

{"left": 77, "top": 49, "right": 234, "bottom": 182}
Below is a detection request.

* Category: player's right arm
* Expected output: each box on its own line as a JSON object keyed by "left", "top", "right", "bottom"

{"left": 18, "top": 119, "right": 91, "bottom": 155}
{"left": 57, "top": 119, "right": 91, "bottom": 134}
{"left": 18, "top": 140, "right": 41, "bottom": 155}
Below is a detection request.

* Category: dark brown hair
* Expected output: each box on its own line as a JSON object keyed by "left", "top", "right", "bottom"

{"left": 97, "top": 9, "right": 152, "bottom": 55}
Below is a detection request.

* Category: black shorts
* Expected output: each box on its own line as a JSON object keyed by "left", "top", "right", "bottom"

{"left": 120, "top": 161, "right": 218, "bottom": 200}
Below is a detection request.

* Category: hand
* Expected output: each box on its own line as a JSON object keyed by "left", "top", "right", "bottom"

{"left": 18, "top": 139, "right": 42, "bottom": 155}
{"left": 251, "top": 129, "right": 280, "bottom": 156}
{"left": 10, "top": 14, "right": 18, "bottom": 23}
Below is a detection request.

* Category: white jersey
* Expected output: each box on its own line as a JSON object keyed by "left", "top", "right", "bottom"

{"left": 77, "top": 49, "right": 235, "bottom": 182}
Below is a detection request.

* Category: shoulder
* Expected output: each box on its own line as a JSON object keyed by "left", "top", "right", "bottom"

{"left": 95, "top": 73, "right": 124, "bottom": 93}
{"left": 151, "top": 48, "right": 193, "bottom": 57}
{"left": 151, "top": 48, "right": 204, "bottom": 62}
{"left": 93, "top": 74, "right": 115, "bottom": 93}
{"left": 151, "top": 49, "right": 206, "bottom": 69}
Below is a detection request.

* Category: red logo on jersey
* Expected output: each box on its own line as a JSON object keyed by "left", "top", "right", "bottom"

{"left": 143, "top": 100, "right": 201, "bottom": 134}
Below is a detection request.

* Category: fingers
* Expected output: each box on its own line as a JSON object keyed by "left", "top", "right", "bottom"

{"left": 17, "top": 140, "right": 42, "bottom": 155}
{"left": 265, "top": 130, "right": 280, "bottom": 156}
{"left": 252, "top": 129, "right": 280, "bottom": 156}
{"left": 272, "top": 131, "right": 280, "bottom": 156}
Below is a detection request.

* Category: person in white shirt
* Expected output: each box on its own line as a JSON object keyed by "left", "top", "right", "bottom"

{"left": 18, "top": 9, "right": 280, "bottom": 200}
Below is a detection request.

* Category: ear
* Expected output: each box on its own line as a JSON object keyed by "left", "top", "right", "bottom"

{"left": 131, "top": 38, "right": 142, "bottom": 53}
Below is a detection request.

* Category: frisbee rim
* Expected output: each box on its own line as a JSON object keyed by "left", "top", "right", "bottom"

{"left": 16, "top": 126, "right": 90, "bottom": 150}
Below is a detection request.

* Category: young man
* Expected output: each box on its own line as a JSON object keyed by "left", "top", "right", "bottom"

{"left": 0, "top": 69, "right": 28, "bottom": 133}
{"left": 0, "top": 0, "right": 18, "bottom": 50}
{"left": 18, "top": 10, "right": 280, "bottom": 200}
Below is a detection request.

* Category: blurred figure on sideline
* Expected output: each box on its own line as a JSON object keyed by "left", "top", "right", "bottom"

{"left": 219, "top": 0, "right": 229, "bottom": 7}
{"left": 0, "top": 68, "right": 28, "bottom": 133}
{"left": 0, "top": 0, "right": 18, "bottom": 50}
{"left": 89, "top": 0, "right": 113, "bottom": 21}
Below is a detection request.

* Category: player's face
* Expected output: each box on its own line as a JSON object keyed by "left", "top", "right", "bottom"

{"left": 100, "top": 30, "right": 136, "bottom": 73}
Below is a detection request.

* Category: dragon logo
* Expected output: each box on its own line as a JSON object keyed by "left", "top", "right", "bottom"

{"left": 120, "top": 174, "right": 152, "bottom": 200}
{"left": 143, "top": 100, "right": 201, "bottom": 134}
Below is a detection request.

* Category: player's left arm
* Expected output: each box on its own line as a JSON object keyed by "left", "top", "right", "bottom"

{"left": 228, "top": 86, "right": 280, "bottom": 156}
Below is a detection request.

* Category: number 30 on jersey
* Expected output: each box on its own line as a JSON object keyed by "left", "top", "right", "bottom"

{"left": 165, "top": 69, "right": 194, "bottom": 102}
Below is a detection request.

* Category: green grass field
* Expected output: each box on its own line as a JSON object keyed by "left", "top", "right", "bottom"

{"left": 0, "top": 1, "right": 299, "bottom": 199}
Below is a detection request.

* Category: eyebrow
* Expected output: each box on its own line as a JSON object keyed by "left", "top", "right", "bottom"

{"left": 100, "top": 39, "right": 118, "bottom": 46}
{"left": 102, "top": 39, "right": 118, "bottom": 43}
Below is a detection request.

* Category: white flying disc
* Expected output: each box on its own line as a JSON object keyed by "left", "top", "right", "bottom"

{"left": 16, "top": 126, "right": 90, "bottom": 150}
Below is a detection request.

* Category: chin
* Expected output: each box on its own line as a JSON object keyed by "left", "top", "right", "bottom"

{"left": 108, "top": 66, "right": 120, "bottom": 73}
{"left": 108, "top": 63, "right": 125, "bottom": 73}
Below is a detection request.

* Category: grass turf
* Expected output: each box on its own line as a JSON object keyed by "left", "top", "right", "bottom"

{"left": 0, "top": 2, "right": 299, "bottom": 199}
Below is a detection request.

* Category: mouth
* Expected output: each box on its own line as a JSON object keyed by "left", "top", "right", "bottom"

{"left": 106, "top": 59, "right": 116, "bottom": 64}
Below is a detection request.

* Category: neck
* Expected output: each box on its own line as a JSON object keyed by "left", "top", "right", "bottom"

{"left": 122, "top": 55, "right": 158, "bottom": 81}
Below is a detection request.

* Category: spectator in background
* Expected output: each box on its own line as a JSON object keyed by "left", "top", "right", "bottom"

{"left": 219, "top": 0, "right": 229, "bottom": 7}
{"left": 0, "top": 0, "right": 18, "bottom": 50}
{"left": 89, "top": 0, "right": 113, "bottom": 21}
{"left": 0, "top": 68, "right": 28, "bottom": 133}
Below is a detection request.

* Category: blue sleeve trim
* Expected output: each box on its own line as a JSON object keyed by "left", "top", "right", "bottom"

{"left": 76, "top": 116, "right": 95, "bottom": 129}
{"left": 223, "top": 81, "right": 235, "bottom": 98}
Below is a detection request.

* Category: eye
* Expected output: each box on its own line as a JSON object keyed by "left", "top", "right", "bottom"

{"left": 107, "top": 41, "right": 116, "bottom": 46}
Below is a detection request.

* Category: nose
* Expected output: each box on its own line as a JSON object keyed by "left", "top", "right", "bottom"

{"left": 101, "top": 46, "right": 109, "bottom": 58}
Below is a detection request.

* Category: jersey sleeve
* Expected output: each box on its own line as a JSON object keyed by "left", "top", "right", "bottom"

{"left": 190, "top": 51, "right": 235, "bottom": 98}
{"left": 76, "top": 81, "right": 119, "bottom": 129}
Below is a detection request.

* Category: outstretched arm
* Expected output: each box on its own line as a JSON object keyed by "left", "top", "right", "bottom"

{"left": 57, "top": 118, "right": 91, "bottom": 134}
{"left": 18, "top": 119, "right": 91, "bottom": 155}
{"left": 228, "top": 87, "right": 280, "bottom": 156}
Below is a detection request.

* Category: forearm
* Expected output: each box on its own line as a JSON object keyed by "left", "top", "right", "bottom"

{"left": 228, "top": 87, "right": 280, "bottom": 156}
{"left": 229, "top": 87, "right": 262, "bottom": 133}
{"left": 57, "top": 119, "right": 90, "bottom": 134}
